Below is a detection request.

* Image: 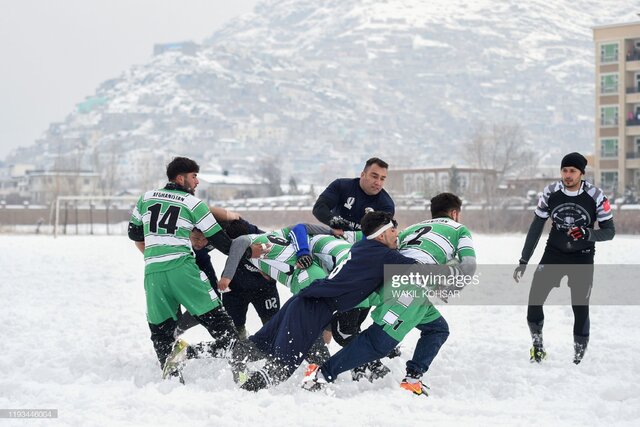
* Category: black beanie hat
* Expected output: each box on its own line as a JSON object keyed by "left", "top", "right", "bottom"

{"left": 560, "top": 152, "right": 587, "bottom": 174}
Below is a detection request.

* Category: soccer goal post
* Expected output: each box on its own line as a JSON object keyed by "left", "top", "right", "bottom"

{"left": 53, "top": 195, "right": 139, "bottom": 238}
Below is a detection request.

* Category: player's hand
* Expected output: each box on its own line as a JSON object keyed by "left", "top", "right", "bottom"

{"left": 250, "top": 243, "right": 271, "bottom": 258}
{"left": 226, "top": 210, "right": 241, "bottom": 221}
{"left": 217, "top": 277, "right": 232, "bottom": 293}
{"left": 190, "top": 229, "right": 208, "bottom": 250}
{"left": 296, "top": 254, "right": 313, "bottom": 269}
{"left": 329, "top": 216, "right": 351, "bottom": 230}
{"left": 568, "top": 226, "right": 588, "bottom": 241}
{"left": 331, "top": 228, "right": 345, "bottom": 237}
{"left": 513, "top": 262, "right": 527, "bottom": 283}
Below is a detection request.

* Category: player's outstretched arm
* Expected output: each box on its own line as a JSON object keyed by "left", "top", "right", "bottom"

{"left": 220, "top": 235, "right": 252, "bottom": 282}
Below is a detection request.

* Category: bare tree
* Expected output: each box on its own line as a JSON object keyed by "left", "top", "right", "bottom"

{"left": 259, "top": 158, "right": 283, "bottom": 196}
{"left": 464, "top": 122, "right": 539, "bottom": 206}
{"left": 465, "top": 123, "right": 538, "bottom": 180}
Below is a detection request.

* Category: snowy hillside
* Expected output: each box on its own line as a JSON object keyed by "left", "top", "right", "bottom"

{"left": 9, "top": 0, "right": 639, "bottom": 187}
{"left": 2, "top": 233, "right": 639, "bottom": 426}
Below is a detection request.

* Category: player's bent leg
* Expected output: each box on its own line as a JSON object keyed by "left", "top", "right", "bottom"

{"left": 305, "top": 335, "right": 331, "bottom": 366}
{"left": 320, "top": 323, "right": 399, "bottom": 383}
{"left": 405, "top": 316, "right": 449, "bottom": 378}
{"left": 175, "top": 308, "right": 200, "bottom": 336}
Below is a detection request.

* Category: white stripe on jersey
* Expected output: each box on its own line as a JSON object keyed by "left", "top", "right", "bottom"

{"left": 131, "top": 206, "right": 142, "bottom": 222}
{"left": 382, "top": 310, "right": 399, "bottom": 325}
{"left": 183, "top": 194, "right": 202, "bottom": 211}
{"left": 398, "top": 292, "right": 414, "bottom": 307}
{"left": 315, "top": 253, "right": 336, "bottom": 272}
{"left": 177, "top": 218, "right": 193, "bottom": 231}
{"left": 400, "top": 247, "right": 437, "bottom": 264}
{"left": 145, "top": 234, "right": 191, "bottom": 248}
{"left": 145, "top": 252, "right": 189, "bottom": 265}
{"left": 425, "top": 231, "right": 455, "bottom": 257}
{"left": 458, "top": 236, "right": 474, "bottom": 251}
{"left": 195, "top": 213, "right": 217, "bottom": 234}
{"left": 312, "top": 238, "right": 345, "bottom": 255}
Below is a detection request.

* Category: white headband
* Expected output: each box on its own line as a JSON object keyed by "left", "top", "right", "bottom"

{"left": 366, "top": 221, "right": 395, "bottom": 240}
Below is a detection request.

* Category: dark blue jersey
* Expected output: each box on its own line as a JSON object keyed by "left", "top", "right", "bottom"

{"left": 314, "top": 178, "right": 395, "bottom": 230}
{"left": 298, "top": 238, "right": 415, "bottom": 312}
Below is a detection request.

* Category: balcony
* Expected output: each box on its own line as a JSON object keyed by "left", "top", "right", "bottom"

{"left": 626, "top": 152, "right": 640, "bottom": 168}
{"left": 627, "top": 122, "right": 640, "bottom": 136}
{"left": 626, "top": 51, "right": 640, "bottom": 61}
{"left": 625, "top": 50, "right": 640, "bottom": 71}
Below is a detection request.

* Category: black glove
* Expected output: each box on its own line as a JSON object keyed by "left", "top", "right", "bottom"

{"left": 568, "top": 226, "right": 589, "bottom": 241}
{"left": 329, "top": 216, "right": 351, "bottom": 230}
{"left": 296, "top": 250, "right": 313, "bottom": 269}
{"left": 513, "top": 259, "right": 527, "bottom": 283}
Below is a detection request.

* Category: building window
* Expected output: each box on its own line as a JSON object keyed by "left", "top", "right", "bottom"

{"left": 600, "top": 43, "right": 619, "bottom": 63}
{"left": 636, "top": 137, "right": 640, "bottom": 153}
{"left": 601, "top": 171, "right": 618, "bottom": 191}
{"left": 600, "top": 74, "right": 618, "bottom": 94}
{"left": 600, "top": 106, "right": 618, "bottom": 127}
{"left": 600, "top": 138, "right": 618, "bottom": 158}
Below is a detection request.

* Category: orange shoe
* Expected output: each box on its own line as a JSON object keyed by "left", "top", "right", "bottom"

{"left": 400, "top": 378, "right": 429, "bottom": 396}
{"left": 302, "top": 364, "right": 327, "bottom": 391}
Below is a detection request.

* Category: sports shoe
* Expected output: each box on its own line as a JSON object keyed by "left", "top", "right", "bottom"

{"left": 400, "top": 378, "right": 429, "bottom": 396}
{"left": 367, "top": 360, "right": 391, "bottom": 382}
{"left": 530, "top": 345, "right": 547, "bottom": 363}
{"left": 573, "top": 342, "right": 587, "bottom": 365}
{"left": 302, "top": 364, "right": 328, "bottom": 391}
{"left": 351, "top": 364, "right": 367, "bottom": 382}
{"left": 240, "top": 369, "right": 271, "bottom": 392}
{"left": 162, "top": 339, "right": 189, "bottom": 382}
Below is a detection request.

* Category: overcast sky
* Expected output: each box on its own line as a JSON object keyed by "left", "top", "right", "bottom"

{"left": 0, "top": 0, "right": 259, "bottom": 160}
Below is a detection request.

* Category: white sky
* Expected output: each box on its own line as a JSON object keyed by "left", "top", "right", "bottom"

{"left": 0, "top": 0, "right": 259, "bottom": 160}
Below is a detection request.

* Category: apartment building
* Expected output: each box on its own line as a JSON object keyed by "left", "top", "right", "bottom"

{"left": 593, "top": 21, "right": 640, "bottom": 196}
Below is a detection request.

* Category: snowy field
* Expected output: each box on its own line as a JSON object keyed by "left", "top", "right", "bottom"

{"left": 1, "top": 233, "right": 640, "bottom": 427}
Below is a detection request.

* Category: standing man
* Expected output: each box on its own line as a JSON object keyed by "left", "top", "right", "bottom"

{"left": 312, "top": 157, "right": 396, "bottom": 377}
{"left": 513, "top": 152, "right": 615, "bottom": 364}
{"left": 313, "top": 157, "right": 394, "bottom": 232}
{"left": 127, "top": 157, "right": 258, "bottom": 379}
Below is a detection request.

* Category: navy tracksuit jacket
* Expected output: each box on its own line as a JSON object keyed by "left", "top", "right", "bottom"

{"left": 249, "top": 238, "right": 415, "bottom": 377}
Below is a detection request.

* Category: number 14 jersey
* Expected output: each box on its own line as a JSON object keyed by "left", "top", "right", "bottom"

{"left": 130, "top": 186, "right": 221, "bottom": 273}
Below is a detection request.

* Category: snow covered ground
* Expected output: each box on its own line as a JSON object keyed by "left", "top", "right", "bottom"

{"left": 1, "top": 233, "right": 640, "bottom": 426}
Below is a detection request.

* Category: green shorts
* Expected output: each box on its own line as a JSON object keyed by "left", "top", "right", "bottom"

{"left": 144, "top": 259, "right": 221, "bottom": 325}
{"left": 288, "top": 263, "right": 327, "bottom": 294}
{"left": 371, "top": 299, "right": 441, "bottom": 342}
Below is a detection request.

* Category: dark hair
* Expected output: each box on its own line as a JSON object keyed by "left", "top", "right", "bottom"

{"left": 361, "top": 211, "right": 395, "bottom": 236}
{"left": 364, "top": 157, "right": 389, "bottom": 171}
{"left": 166, "top": 157, "right": 199, "bottom": 180}
{"left": 220, "top": 219, "right": 250, "bottom": 239}
{"left": 430, "top": 193, "right": 462, "bottom": 218}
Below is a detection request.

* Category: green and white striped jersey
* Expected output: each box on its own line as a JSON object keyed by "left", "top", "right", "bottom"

{"left": 309, "top": 231, "right": 363, "bottom": 273}
{"left": 245, "top": 228, "right": 298, "bottom": 287}
{"left": 130, "top": 187, "right": 221, "bottom": 273}
{"left": 398, "top": 218, "right": 475, "bottom": 264}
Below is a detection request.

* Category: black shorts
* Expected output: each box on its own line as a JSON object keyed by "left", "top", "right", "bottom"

{"left": 222, "top": 285, "right": 280, "bottom": 328}
{"left": 528, "top": 247, "right": 594, "bottom": 306}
